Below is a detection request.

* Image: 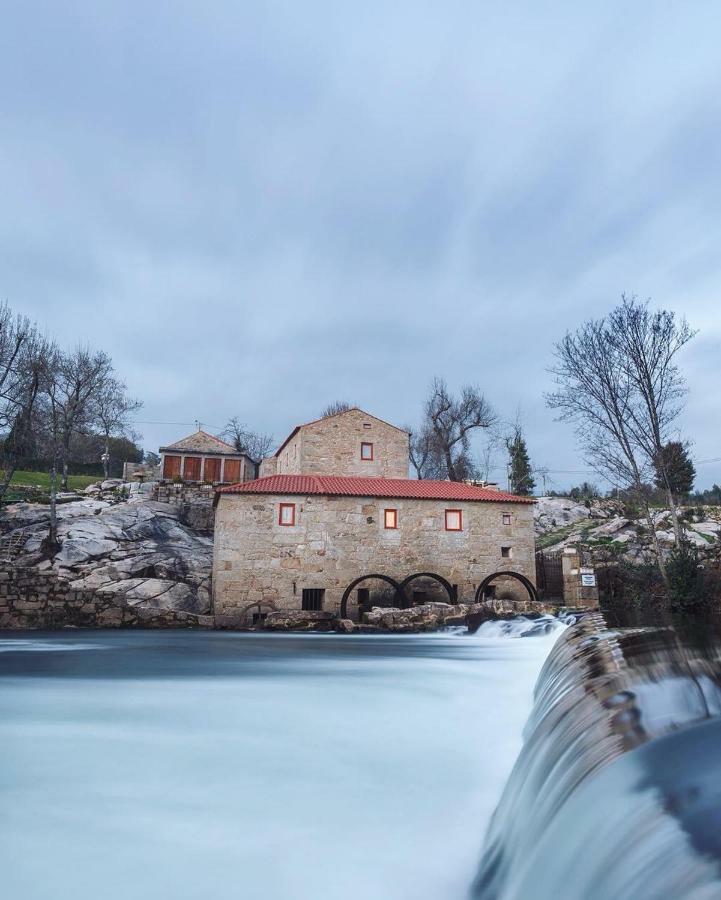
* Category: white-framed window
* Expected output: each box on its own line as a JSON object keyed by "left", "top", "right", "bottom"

{"left": 502, "top": 513, "right": 512, "bottom": 526}
{"left": 445, "top": 509, "right": 462, "bottom": 531}
{"left": 384, "top": 508, "right": 398, "bottom": 529}
{"left": 279, "top": 503, "right": 296, "bottom": 526}
{"left": 361, "top": 442, "right": 374, "bottom": 461}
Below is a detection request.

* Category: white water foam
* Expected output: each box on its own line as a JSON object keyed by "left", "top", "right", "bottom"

{"left": 475, "top": 614, "right": 574, "bottom": 640}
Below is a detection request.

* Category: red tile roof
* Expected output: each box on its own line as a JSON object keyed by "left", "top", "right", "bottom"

{"left": 217, "top": 474, "right": 535, "bottom": 504}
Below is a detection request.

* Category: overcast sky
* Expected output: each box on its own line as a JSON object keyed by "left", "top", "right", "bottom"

{"left": 2, "top": 1, "right": 720, "bottom": 489}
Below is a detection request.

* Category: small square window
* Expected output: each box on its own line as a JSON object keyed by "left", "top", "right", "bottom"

{"left": 361, "top": 442, "right": 374, "bottom": 461}
{"left": 279, "top": 503, "right": 296, "bottom": 526}
{"left": 384, "top": 509, "right": 398, "bottom": 529}
{"left": 502, "top": 513, "right": 512, "bottom": 526}
{"left": 445, "top": 509, "right": 462, "bottom": 531}
{"left": 501, "top": 546, "right": 512, "bottom": 558}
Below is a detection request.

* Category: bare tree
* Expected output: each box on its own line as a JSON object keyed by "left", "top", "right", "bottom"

{"left": 320, "top": 401, "right": 355, "bottom": 418}
{"left": 406, "top": 424, "right": 445, "bottom": 480}
{"left": 222, "top": 417, "right": 274, "bottom": 461}
{"left": 93, "top": 378, "right": 142, "bottom": 479}
{"left": 421, "top": 377, "right": 495, "bottom": 481}
{"left": 606, "top": 296, "right": 696, "bottom": 544}
{"left": 37, "top": 344, "right": 63, "bottom": 550}
{"left": 546, "top": 299, "right": 694, "bottom": 585}
{"left": 0, "top": 304, "right": 46, "bottom": 501}
{"left": 40, "top": 346, "right": 114, "bottom": 491}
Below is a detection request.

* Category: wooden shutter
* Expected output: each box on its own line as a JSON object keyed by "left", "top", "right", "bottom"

{"left": 163, "top": 455, "right": 181, "bottom": 479}
{"left": 183, "top": 457, "right": 201, "bottom": 481}
{"left": 223, "top": 459, "right": 241, "bottom": 483}
{"left": 204, "top": 458, "right": 221, "bottom": 482}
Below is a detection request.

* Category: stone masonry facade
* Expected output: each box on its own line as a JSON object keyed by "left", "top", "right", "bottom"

{"left": 273, "top": 409, "right": 410, "bottom": 479}
{"left": 213, "top": 492, "right": 535, "bottom": 620}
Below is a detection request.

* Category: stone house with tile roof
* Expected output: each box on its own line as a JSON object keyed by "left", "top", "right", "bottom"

{"left": 159, "top": 430, "right": 257, "bottom": 484}
{"left": 212, "top": 408, "right": 537, "bottom": 625}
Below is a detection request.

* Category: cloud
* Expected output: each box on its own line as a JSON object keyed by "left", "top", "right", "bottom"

{"left": 1, "top": 1, "right": 720, "bottom": 487}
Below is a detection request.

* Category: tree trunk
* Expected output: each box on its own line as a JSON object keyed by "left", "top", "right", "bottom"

{"left": 642, "top": 495, "right": 669, "bottom": 589}
{"left": 0, "top": 463, "right": 16, "bottom": 503}
{"left": 665, "top": 485, "right": 683, "bottom": 546}
{"left": 103, "top": 436, "right": 110, "bottom": 480}
{"left": 47, "top": 460, "right": 60, "bottom": 553}
{"left": 444, "top": 448, "right": 457, "bottom": 482}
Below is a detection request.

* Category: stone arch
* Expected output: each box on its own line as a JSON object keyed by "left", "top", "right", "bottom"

{"left": 474, "top": 571, "right": 538, "bottom": 604}
{"left": 340, "top": 574, "right": 404, "bottom": 620}
{"left": 238, "top": 600, "right": 277, "bottom": 626}
{"left": 398, "top": 572, "right": 456, "bottom": 606}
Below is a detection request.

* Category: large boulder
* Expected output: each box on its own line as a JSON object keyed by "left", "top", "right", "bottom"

{"left": 363, "top": 602, "right": 454, "bottom": 631}
{"left": 0, "top": 496, "right": 213, "bottom": 615}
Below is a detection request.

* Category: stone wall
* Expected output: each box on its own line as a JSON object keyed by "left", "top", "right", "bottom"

{"left": 150, "top": 481, "right": 216, "bottom": 531}
{"left": 276, "top": 409, "right": 410, "bottom": 478}
{"left": 259, "top": 456, "right": 277, "bottom": 477}
{"left": 213, "top": 492, "right": 536, "bottom": 618}
{"left": 561, "top": 546, "right": 600, "bottom": 607}
{"left": 0, "top": 567, "right": 214, "bottom": 629}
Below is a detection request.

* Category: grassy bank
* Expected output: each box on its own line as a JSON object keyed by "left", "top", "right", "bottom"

{"left": 0, "top": 470, "right": 99, "bottom": 492}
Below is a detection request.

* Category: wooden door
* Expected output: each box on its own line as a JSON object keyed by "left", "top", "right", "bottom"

{"left": 163, "top": 455, "right": 181, "bottom": 479}
{"left": 204, "top": 457, "right": 221, "bottom": 482}
{"left": 183, "top": 457, "right": 201, "bottom": 481}
{"left": 223, "top": 458, "right": 241, "bottom": 483}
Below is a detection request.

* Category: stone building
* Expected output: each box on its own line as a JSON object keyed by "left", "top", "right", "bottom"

{"left": 258, "top": 408, "right": 409, "bottom": 478}
{"left": 213, "top": 408, "right": 537, "bottom": 624}
{"left": 159, "top": 431, "right": 257, "bottom": 484}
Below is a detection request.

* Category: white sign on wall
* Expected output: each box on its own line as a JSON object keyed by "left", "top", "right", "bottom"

{"left": 581, "top": 573, "right": 597, "bottom": 587}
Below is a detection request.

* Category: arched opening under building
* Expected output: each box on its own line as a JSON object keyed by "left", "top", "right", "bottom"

{"left": 398, "top": 572, "right": 456, "bottom": 607}
{"left": 340, "top": 574, "right": 404, "bottom": 621}
{"left": 239, "top": 602, "right": 277, "bottom": 627}
{"left": 474, "top": 571, "right": 538, "bottom": 604}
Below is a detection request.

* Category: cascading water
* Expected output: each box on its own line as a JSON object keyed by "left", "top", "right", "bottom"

{"left": 471, "top": 614, "right": 721, "bottom": 900}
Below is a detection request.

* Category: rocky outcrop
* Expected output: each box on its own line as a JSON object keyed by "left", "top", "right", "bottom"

{"left": 0, "top": 491, "right": 213, "bottom": 619}
{"left": 536, "top": 497, "right": 721, "bottom": 563}
{"left": 534, "top": 496, "right": 620, "bottom": 535}
{"left": 359, "top": 599, "right": 560, "bottom": 633}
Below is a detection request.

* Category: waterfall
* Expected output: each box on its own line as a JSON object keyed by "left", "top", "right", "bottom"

{"left": 471, "top": 614, "right": 721, "bottom": 899}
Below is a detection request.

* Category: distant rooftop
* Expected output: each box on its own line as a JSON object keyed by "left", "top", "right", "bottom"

{"left": 159, "top": 430, "right": 246, "bottom": 457}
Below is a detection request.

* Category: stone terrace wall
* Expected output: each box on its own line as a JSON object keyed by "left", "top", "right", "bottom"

{"left": 151, "top": 481, "right": 216, "bottom": 531}
{"left": 0, "top": 567, "right": 214, "bottom": 630}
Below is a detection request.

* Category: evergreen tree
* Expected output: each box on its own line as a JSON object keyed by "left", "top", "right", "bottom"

{"left": 506, "top": 427, "right": 536, "bottom": 495}
{"left": 654, "top": 441, "right": 695, "bottom": 497}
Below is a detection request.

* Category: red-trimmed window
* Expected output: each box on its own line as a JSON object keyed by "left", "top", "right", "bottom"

{"left": 445, "top": 509, "right": 462, "bottom": 531}
{"left": 384, "top": 508, "right": 398, "bottom": 529}
{"left": 279, "top": 503, "right": 296, "bottom": 526}
{"left": 360, "top": 441, "right": 374, "bottom": 461}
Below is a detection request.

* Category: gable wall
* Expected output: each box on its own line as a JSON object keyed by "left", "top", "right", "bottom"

{"left": 276, "top": 410, "right": 409, "bottom": 478}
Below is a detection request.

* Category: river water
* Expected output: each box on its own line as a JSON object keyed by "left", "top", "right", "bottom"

{"left": 0, "top": 621, "right": 562, "bottom": 900}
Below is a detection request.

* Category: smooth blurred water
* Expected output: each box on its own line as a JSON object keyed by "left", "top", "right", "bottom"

{"left": 0, "top": 621, "right": 562, "bottom": 900}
